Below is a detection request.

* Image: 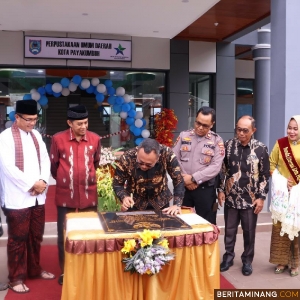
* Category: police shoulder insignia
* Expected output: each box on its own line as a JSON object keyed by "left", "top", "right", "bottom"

{"left": 205, "top": 132, "right": 212, "bottom": 139}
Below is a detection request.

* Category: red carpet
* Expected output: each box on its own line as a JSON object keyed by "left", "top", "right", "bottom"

{"left": 220, "top": 274, "right": 236, "bottom": 289}
{"left": 5, "top": 245, "right": 62, "bottom": 300}
{"left": 45, "top": 185, "right": 57, "bottom": 222}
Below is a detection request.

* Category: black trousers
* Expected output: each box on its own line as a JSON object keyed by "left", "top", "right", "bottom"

{"left": 182, "top": 184, "right": 217, "bottom": 224}
{"left": 57, "top": 206, "right": 97, "bottom": 273}
{"left": 223, "top": 205, "right": 258, "bottom": 264}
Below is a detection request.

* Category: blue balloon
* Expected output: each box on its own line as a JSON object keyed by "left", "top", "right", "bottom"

{"left": 23, "top": 94, "right": 32, "bottom": 100}
{"left": 94, "top": 89, "right": 99, "bottom": 95}
{"left": 79, "top": 84, "right": 85, "bottom": 90}
{"left": 53, "top": 92, "right": 61, "bottom": 98}
{"left": 107, "top": 87, "right": 115, "bottom": 96}
{"left": 38, "top": 95, "right": 48, "bottom": 106}
{"left": 104, "top": 80, "right": 113, "bottom": 88}
{"left": 133, "top": 127, "right": 142, "bottom": 137}
{"left": 107, "top": 96, "right": 116, "bottom": 105}
{"left": 115, "top": 96, "right": 124, "bottom": 105}
{"left": 72, "top": 75, "right": 82, "bottom": 85}
{"left": 129, "top": 125, "right": 135, "bottom": 132}
{"left": 86, "top": 85, "right": 95, "bottom": 94}
{"left": 129, "top": 102, "right": 136, "bottom": 110}
{"left": 126, "top": 117, "right": 135, "bottom": 125}
{"left": 45, "top": 84, "right": 53, "bottom": 94}
{"left": 135, "top": 137, "right": 144, "bottom": 146}
{"left": 9, "top": 111, "right": 16, "bottom": 122}
{"left": 128, "top": 109, "right": 136, "bottom": 118}
{"left": 112, "top": 104, "right": 122, "bottom": 113}
{"left": 61, "top": 77, "right": 70, "bottom": 88}
{"left": 142, "top": 118, "right": 147, "bottom": 126}
{"left": 37, "top": 87, "right": 46, "bottom": 95}
{"left": 96, "top": 93, "right": 105, "bottom": 102}
{"left": 121, "top": 103, "right": 130, "bottom": 112}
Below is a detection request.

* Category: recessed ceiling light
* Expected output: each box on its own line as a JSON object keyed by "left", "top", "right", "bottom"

{"left": 153, "top": 31, "right": 159, "bottom": 33}
{"left": 110, "top": 71, "right": 114, "bottom": 74}
{"left": 82, "top": 13, "right": 88, "bottom": 16}
{"left": 182, "top": 0, "right": 189, "bottom": 3}
{"left": 38, "top": 70, "right": 43, "bottom": 73}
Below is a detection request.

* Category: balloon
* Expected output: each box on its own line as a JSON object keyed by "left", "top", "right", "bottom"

{"left": 96, "top": 84, "right": 106, "bottom": 94}
{"left": 107, "top": 96, "right": 116, "bottom": 105}
{"left": 23, "top": 94, "right": 32, "bottom": 100}
{"left": 120, "top": 111, "right": 128, "bottom": 119}
{"left": 72, "top": 75, "right": 82, "bottom": 85}
{"left": 141, "top": 129, "right": 150, "bottom": 138}
{"left": 61, "top": 78, "right": 70, "bottom": 88}
{"left": 52, "top": 82, "right": 63, "bottom": 93}
{"left": 107, "top": 87, "right": 115, "bottom": 96}
{"left": 135, "top": 137, "right": 144, "bottom": 146}
{"left": 79, "top": 84, "right": 85, "bottom": 90}
{"left": 38, "top": 95, "right": 48, "bottom": 106}
{"left": 5, "top": 120, "right": 13, "bottom": 128}
{"left": 126, "top": 117, "right": 135, "bottom": 125}
{"left": 31, "top": 92, "right": 41, "bottom": 101}
{"left": 115, "top": 96, "right": 124, "bottom": 105}
{"left": 123, "top": 94, "right": 131, "bottom": 103}
{"left": 129, "top": 125, "right": 136, "bottom": 132}
{"left": 86, "top": 85, "right": 95, "bottom": 94}
{"left": 129, "top": 102, "right": 136, "bottom": 110}
{"left": 121, "top": 103, "right": 130, "bottom": 112}
{"left": 91, "top": 78, "right": 100, "bottom": 86}
{"left": 113, "top": 104, "right": 122, "bottom": 113}
{"left": 116, "top": 87, "right": 125, "bottom": 96}
{"left": 68, "top": 82, "right": 78, "bottom": 92}
{"left": 9, "top": 111, "right": 15, "bottom": 121}
{"left": 30, "top": 89, "right": 37, "bottom": 94}
{"left": 81, "top": 79, "right": 90, "bottom": 89}
{"left": 45, "top": 84, "right": 53, "bottom": 94}
{"left": 37, "top": 87, "right": 46, "bottom": 95}
{"left": 133, "top": 127, "right": 142, "bottom": 136}
{"left": 61, "top": 88, "right": 70, "bottom": 97}
{"left": 135, "top": 119, "right": 143, "bottom": 128}
{"left": 142, "top": 118, "right": 147, "bottom": 126}
{"left": 104, "top": 80, "right": 113, "bottom": 88}
{"left": 96, "top": 93, "right": 105, "bottom": 102}
{"left": 128, "top": 109, "right": 136, "bottom": 118}
{"left": 135, "top": 111, "right": 143, "bottom": 119}
{"left": 53, "top": 92, "right": 61, "bottom": 97}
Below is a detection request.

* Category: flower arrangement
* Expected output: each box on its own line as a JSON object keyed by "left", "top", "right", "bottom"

{"left": 154, "top": 108, "right": 178, "bottom": 147}
{"left": 99, "top": 146, "right": 123, "bottom": 168}
{"left": 121, "top": 229, "right": 175, "bottom": 275}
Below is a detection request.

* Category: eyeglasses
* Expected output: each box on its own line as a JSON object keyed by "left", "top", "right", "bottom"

{"left": 136, "top": 158, "right": 157, "bottom": 168}
{"left": 194, "top": 121, "right": 211, "bottom": 129}
{"left": 17, "top": 114, "right": 38, "bottom": 123}
{"left": 236, "top": 127, "right": 250, "bottom": 134}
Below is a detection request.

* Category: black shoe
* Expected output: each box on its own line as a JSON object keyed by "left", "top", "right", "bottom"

{"left": 220, "top": 261, "right": 234, "bottom": 272}
{"left": 242, "top": 263, "right": 252, "bottom": 276}
{"left": 58, "top": 274, "right": 64, "bottom": 285}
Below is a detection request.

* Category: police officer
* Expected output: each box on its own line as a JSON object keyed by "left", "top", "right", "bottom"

{"left": 173, "top": 106, "right": 224, "bottom": 224}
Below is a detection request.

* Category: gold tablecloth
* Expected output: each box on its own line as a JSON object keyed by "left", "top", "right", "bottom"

{"left": 61, "top": 212, "right": 220, "bottom": 300}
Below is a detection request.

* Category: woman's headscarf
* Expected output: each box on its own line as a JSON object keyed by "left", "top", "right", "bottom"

{"left": 290, "top": 115, "right": 300, "bottom": 140}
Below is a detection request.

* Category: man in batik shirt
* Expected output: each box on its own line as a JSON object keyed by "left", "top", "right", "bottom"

{"left": 218, "top": 115, "right": 269, "bottom": 276}
{"left": 113, "top": 138, "right": 184, "bottom": 215}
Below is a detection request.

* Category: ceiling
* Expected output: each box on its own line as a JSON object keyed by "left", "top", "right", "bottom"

{"left": 0, "top": 0, "right": 219, "bottom": 39}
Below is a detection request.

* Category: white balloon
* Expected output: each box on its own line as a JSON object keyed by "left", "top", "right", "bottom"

{"left": 31, "top": 92, "right": 41, "bottom": 101}
{"left": 116, "top": 87, "right": 125, "bottom": 96}
{"left": 135, "top": 119, "right": 143, "bottom": 128}
{"left": 123, "top": 94, "right": 131, "bottom": 103}
{"left": 62, "top": 88, "right": 70, "bottom": 97}
{"left": 91, "top": 78, "right": 100, "bottom": 86}
{"left": 120, "top": 111, "right": 128, "bottom": 119}
{"left": 30, "top": 89, "right": 37, "bottom": 94}
{"left": 141, "top": 129, "right": 150, "bottom": 138}
{"left": 52, "top": 82, "right": 63, "bottom": 93}
{"left": 5, "top": 120, "right": 13, "bottom": 128}
{"left": 135, "top": 111, "right": 143, "bottom": 119}
{"left": 81, "top": 79, "right": 90, "bottom": 89}
{"left": 96, "top": 84, "right": 106, "bottom": 94}
{"left": 68, "top": 82, "right": 78, "bottom": 92}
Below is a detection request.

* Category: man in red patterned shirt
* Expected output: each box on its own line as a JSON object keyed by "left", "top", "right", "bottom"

{"left": 50, "top": 105, "right": 101, "bottom": 285}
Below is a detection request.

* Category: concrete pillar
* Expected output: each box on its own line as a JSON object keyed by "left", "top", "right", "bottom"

{"left": 252, "top": 29, "right": 271, "bottom": 148}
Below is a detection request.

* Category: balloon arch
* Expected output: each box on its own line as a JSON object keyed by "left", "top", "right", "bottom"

{"left": 7, "top": 75, "right": 150, "bottom": 145}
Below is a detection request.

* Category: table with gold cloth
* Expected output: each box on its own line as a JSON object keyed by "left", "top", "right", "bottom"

{"left": 61, "top": 211, "right": 220, "bottom": 300}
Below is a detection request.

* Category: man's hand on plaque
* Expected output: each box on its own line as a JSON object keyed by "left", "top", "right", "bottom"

{"left": 162, "top": 205, "right": 181, "bottom": 216}
{"left": 122, "top": 196, "right": 135, "bottom": 211}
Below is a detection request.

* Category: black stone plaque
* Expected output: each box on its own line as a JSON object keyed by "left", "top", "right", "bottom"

{"left": 98, "top": 211, "right": 192, "bottom": 233}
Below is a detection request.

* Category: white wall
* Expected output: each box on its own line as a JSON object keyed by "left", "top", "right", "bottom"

{"left": 235, "top": 60, "right": 255, "bottom": 79}
{"left": 189, "top": 41, "right": 216, "bottom": 73}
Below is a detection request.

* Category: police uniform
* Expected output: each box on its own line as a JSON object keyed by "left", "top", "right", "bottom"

{"left": 173, "top": 129, "right": 224, "bottom": 224}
